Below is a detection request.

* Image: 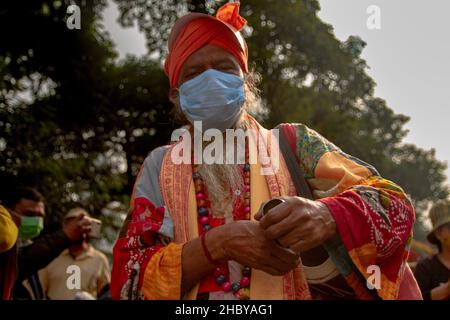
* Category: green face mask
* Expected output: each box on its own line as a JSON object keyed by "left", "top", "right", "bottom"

{"left": 19, "top": 216, "right": 44, "bottom": 240}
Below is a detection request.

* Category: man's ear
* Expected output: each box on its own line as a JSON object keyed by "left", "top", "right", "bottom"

{"left": 169, "top": 88, "right": 179, "bottom": 105}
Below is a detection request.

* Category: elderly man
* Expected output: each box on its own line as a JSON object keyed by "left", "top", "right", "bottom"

{"left": 112, "top": 2, "right": 420, "bottom": 300}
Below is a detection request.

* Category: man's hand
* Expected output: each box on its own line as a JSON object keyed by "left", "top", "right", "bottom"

{"left": 63, "top": 214, "right": 91, "bottom": 243}
{"left": 254, "top": 196, "right": 337, "bottom": 254}
{"left": 213, "top": 220, "right": 300, "bottom": 276}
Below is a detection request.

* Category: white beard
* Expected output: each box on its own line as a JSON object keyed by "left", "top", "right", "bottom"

{"left": 195, "top": 117, "right": 249, "bottom": 219}
{"left": 196, "top": 162, "right": 243, "bottom": 219}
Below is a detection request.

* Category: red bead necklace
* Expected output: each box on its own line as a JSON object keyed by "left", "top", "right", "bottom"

{"left": 192, "top": 139, "right": 252, "bottom": 300}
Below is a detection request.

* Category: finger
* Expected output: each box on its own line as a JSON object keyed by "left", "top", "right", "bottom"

{"left": 259, "top": 201, "right": 293, "bottom": 230}
{"left": 255, "top": 198, "right": 286, "bottom": 221}
{"left": 278, "top": 232, "right": 304, "bottom": 248}
{"left": 80, "top": 219, "right": 92, "bottom": 227}
{"left": 270, "top": 245, "right": 300, "bottom": 265}
{"left": 263, "top": 210, "right": 311, "bottom": 240}
{"left": 277, "top": 221, "right": 315, "bottom": 248}
{"left": 256, "top": 197, "right": 286, "bottom": 221}
{"left": 290, "top": 238, "right": 318, "bottom": 254}
{"left": 254, "top": 200, "right": 270, "bottom": 221}
{"left": 264, "top": 220, "right": 296, "bottom": 240}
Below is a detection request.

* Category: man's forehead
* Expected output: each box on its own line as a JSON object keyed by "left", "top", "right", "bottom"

{"left": 18, "top": 198, "right": 45, "bottom": 212}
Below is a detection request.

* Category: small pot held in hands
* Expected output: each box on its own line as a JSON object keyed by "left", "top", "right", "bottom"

{"left": 260, "top": 197, "right": 328, "bottom": 267}
{"left": 262, "top": 198, "right": 285, "bottom": 216}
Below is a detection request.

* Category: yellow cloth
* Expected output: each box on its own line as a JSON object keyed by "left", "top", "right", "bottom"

{"left": 311, "top": 151, "right": 372, "bottom": 198}
{"left": 38, "top": 245, "right": 110, "bottom": 300}
{"left": 0, "top": 205, "right": 18, "bottom": 253}
{"left": 248, "top": 155, "right": 285, "bottom": 299}
{"left": 141, "top": 242, "right": 183, "bottom": 299}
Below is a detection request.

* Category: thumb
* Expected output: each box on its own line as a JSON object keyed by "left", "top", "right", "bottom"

{"left": 254, "top": 200, "right": 268, "bottom": 221}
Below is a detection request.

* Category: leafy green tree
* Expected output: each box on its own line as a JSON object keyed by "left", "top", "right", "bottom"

{"left": 0, "top": 1, "right": 175, "bottom": 225}
{"left": 1, "top": 0, "right": 117, "bottom": 221}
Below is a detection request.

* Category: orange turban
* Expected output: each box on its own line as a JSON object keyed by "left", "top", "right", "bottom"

{"left": 164, "top": 2, "right": 248, "bottom": 88}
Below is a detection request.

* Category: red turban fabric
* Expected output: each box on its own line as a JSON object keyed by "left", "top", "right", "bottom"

{"left": 164, "top": 2, "right": 248, "bottom": 88}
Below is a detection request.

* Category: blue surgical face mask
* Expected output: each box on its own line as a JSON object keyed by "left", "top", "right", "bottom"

{"left": 179, "top": 69, "right": 245, "bottom": 132}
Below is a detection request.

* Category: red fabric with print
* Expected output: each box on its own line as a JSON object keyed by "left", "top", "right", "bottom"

{"left": 320, "top": 190, "right": 415, "bottom": 283}
{"left": 111, "top": 197, "right": 166, "bottom": 299}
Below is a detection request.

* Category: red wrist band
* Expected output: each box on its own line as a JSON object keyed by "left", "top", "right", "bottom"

{"left": 201, "top": 232, "right": 220, "bottom": 266}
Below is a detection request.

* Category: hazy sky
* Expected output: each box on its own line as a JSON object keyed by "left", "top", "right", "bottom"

{"left": 102, "top": 0, "right": 450, "bottom": 182}
{"left": 318, "top": 0, "right": 450, "bottom": 183}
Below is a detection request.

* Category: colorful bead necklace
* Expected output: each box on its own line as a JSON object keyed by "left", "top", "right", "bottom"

{"left": 192, "top": 138, "right": 252, "bottom": 300}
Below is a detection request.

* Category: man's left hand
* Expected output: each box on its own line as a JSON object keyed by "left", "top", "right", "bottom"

{"left": 255, "top": 196, "right": 337, "bottom": 254}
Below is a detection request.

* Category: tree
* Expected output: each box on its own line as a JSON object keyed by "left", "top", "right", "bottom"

{"left": 0, "top": 1, "right": 176, "bottom": 228}
{"left": 1, "top": 0, "right": 117, "bottom": 221}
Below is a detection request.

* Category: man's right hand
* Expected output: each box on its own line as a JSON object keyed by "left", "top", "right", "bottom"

{"left": 209, "top": 220, "right": 300, "bottom": 276}
{"left": 62, "top": 214, "right": 91, "bottom": 243}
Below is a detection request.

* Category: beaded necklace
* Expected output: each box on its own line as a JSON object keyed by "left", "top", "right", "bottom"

{"left": 192, "top": 138, "right": 251, "bottom": 300}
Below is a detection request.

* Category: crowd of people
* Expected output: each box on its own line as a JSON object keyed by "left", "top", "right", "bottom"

{"left": 0, "top": 187, "right": 111, "bottom": 300}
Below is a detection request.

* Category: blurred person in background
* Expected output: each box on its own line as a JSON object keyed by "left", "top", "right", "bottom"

{"left": 1, "top": 187, "right": 91, "bottom": 299}
{"left": 414, "top": 200, "right": 450, "bottom": 300}
{"left": 38, "top": 208, "right": 111, "bottom": 300}
{"left": 0, "top": 204, "right": 19, "bottom": 299}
